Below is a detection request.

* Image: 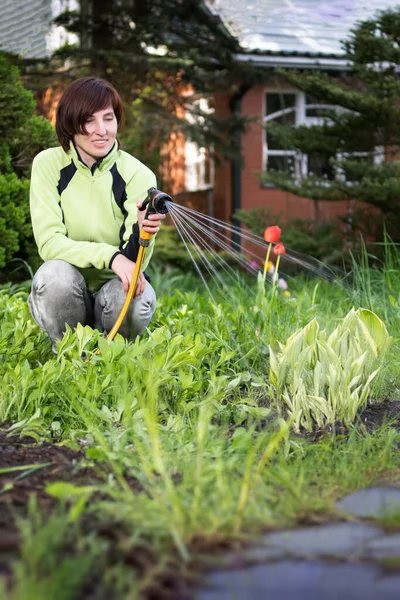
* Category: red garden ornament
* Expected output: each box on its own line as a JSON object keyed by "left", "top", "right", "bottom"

{"left": 264, "top": 226, "right": 281, "bottom": 244}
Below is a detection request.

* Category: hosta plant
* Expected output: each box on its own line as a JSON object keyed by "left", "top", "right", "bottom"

{"left": 269, "top": 308, "right": 390, "bottom": 432}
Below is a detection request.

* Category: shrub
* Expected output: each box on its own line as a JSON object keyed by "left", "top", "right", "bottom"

{"left": 150, "top": 225, "right": 237, "bottom": 275}
{"left": 0, "top": 55, "right": 36, "bottom": 156}
{"left": 150, "top": 225, "right": 196, "bottom": 271}
{"left": 270, "top": 308, "right": 390, "bottom": 432}
{"left": 0, "top": 53, "right": 56, "bottom": 279}
{"left": 0, "top": 173, "right": 30, "bottom": 269}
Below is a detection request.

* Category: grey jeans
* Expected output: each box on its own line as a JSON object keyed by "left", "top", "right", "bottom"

{"left": 28, "top": 260, "right": 156, "bottom": 352}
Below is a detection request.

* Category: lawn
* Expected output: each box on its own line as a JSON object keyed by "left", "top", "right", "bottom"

{"left": 1, "top": 248, "right": 400, "bottom": 599}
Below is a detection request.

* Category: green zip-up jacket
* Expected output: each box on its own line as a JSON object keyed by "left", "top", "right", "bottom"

{"left": 30, "top": 141, "right": 157, "bottom": 289}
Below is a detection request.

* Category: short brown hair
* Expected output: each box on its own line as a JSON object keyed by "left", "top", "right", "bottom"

{"left": 56, "top": 77, "right": 124, "bottom": 151}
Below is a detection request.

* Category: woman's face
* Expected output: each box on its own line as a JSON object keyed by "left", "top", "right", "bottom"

{"left": 73, "top": 105, "right": 118, "bottom": 167}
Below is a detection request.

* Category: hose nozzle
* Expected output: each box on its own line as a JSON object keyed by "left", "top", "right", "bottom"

{"left": 142, "top": 188, "right": 172, "bottom": 218}
{"left": 139, "top": 188, "right": 173, "bottom": 245}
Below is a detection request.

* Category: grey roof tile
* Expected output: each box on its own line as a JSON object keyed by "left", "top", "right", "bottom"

{"left": 0, "top": 0, "right": 52, "bottom": 58}
{"left": 210, "top": 0, "right": 397, "bottom": 56}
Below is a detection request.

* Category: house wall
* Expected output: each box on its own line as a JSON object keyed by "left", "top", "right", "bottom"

{"left": 212, "top": 84, "right": 355, "bottom": 261}
{"left": 161, "top": 127, "right": 186, "bottom": 196}
{"left": 213, "top": 93, "right": 232, "bottom": 225}
{"left": 240, "top": 84, "right": 351, "bottom": 221}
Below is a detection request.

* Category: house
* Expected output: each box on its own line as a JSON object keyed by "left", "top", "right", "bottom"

{"left": 200, "top": 0, "right": 396, "bottom": 238}
{"left": 0, "top": 0, "right": 395, "bottom": 237}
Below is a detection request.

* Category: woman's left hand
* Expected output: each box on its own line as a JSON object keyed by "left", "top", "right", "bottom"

{"left": 136, "top": 200, "right": 166, "bottom": 234}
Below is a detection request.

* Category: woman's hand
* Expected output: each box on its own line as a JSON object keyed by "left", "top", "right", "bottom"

{"left": 136, "top": 200, "right": 166, "bottom": 234}
{"left": 111, "top": 254, "right": 146, "bottom": 296}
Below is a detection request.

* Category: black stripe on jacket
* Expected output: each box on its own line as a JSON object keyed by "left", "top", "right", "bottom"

{"left": 57, "top": 161, "right": 77, "bottom": 195}
{"left": 110, "top": 163, "right": 141, "bottom": 264}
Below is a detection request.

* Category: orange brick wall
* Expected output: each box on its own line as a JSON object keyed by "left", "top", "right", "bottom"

{"left": 161, "top": 128, "right": 186, "bottom": 196}
{"left": 213, "top": 93, "right": 232, "bottom": 224}
{"left": 240, "top": 84, "right": 352, "bottom": 221}
{"left": 212, "top": 84, "right": 359, "bottom": 260}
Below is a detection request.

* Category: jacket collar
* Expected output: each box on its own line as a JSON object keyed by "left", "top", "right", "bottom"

{"left": 69, "top": 140, "right": 119, "bottom": 175}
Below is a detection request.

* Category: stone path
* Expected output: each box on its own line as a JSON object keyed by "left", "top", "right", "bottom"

{"left": 196, "top": 486, "right": 400, "bottom": 599}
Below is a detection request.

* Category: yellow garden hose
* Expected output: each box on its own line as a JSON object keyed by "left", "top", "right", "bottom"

{"left": 105, "top": 244, "right": 147, "bottom": 342}
{"left": 105, "top": 189, "right": 172, "bottom": 343}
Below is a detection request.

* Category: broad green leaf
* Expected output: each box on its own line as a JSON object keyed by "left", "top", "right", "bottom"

{"left": 46, "top": 482, "right": 96, "bottom": 499}
{"left": 227, "top": 376, "right": 241, "bottom": 390}
{"left": 356, "top": 308, "right": 389, "bottom": 355}
{"left": 389, "top": 294, "right": 398, "bottom": 307}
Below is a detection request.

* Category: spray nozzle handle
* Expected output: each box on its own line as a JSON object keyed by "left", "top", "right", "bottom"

{"left": 140, "top": 188, "right": 173, "bottom": 220}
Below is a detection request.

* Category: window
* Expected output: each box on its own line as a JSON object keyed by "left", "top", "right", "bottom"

{"left": 264, "top": 92, "right": 298, "bottom": 176}
{"left": 264, "top": 90, "right": 337, "bottom": 180}
{"left": 263, "top": 90, "right": 382, "bottom": 182}
{"left": 185, "top": 98, "right": 214, "bottom": 192}
{"left": 185, "top": 144, "right": 213, "bottom": 191}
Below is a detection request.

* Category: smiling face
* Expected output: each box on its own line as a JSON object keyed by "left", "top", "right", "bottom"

{"left": 73, "top": 106, "right": 118, "bottom": 168}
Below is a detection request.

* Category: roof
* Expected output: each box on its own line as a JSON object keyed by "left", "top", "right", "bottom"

{"left": 1, "top": 0, "right": 396, "bottom": 64}
{"left": 0, "top": 0, "right": 78, "bottom": 59}
{"left": 210, "top": 0, "right": 397, "bottom": 57}
{"left": 0, "top": 0, "right": 52, "bottom": 58}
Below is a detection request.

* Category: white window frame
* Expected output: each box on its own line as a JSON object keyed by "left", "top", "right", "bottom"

{"left": 263, "top": 88, "right": 304, "bottom": 179}
{"left": 185, "top": 98, "right": 214, "bottom": 192}
{"left": 263, "top": 88, "right": 384, "bottom": 182}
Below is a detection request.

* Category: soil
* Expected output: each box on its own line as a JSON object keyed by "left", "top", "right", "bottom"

{"left": 1, "top": 399, "right": 400, "bottom": 598}
{"left": 359, "top": 399, "right": 400, "bottom": 432}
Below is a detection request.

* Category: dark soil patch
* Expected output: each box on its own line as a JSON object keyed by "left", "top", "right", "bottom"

{"left": 359, "top": 400, "right": 400, "bottom": 432}
{"left": 299, "top": 400, "right": 400, "bottom": 441}
{"left": 0, "top": 431, "right": 100, "bottom": 511}
{"left": 256, "top": 399, "right": 400, "bottom": 439}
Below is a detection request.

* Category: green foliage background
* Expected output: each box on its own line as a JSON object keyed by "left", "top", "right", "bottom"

{"left": 0, "top": 53, "right": 56, "bottom": 279}
{"left": 235, "top": 207, "right": 345, "bottom": 265}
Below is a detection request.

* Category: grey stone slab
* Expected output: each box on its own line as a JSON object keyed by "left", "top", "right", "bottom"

{"left": 364, "top": 534, "right": 400, "bottom": 559}
{"left": 196, "top": 561, "right": 400, "bottom": 600}
{"left": 254, "top": 522, "right": 381, "bottom": 558}
{"left": 336, "top": 487, "right": 400, "bottom": 518}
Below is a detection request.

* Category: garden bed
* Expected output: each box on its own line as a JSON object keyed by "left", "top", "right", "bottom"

{"left": 2, "top": 267, "right": 400, "bottom": 599}
{"left": 2, "top": 399, "right": 400, "bottom": 598}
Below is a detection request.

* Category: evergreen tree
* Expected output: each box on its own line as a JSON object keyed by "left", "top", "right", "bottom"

{"left": 34, "top": 0, "right": 258, "bottom": 166}
{"left": 261, "top": 8, "right": 400, "bottom": 240}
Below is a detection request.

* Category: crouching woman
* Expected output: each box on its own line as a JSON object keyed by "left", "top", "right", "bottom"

{"left": 29, "top": 77, "right": 165, "bottom": 352}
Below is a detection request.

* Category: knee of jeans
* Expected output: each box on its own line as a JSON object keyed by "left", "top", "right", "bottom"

{"left": 139, "top": 300, "right": 154, "bottom": 318}
{"left": 139, "top": 286, "right": 156, "bottom": 316}
{"left": 32, "top": 261, "right": 84, "bottom": 295}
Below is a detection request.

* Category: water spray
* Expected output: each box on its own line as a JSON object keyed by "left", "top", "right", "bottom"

{"left": 105, "top": 192, "right": 343, "bottom": 344}
{"left": 106, "top": 187, "right": 173, "bottom": 342}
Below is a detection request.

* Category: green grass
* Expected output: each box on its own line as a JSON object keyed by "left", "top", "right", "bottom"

{"left": 2, "top": 247, "right": 400, "bottom": 597}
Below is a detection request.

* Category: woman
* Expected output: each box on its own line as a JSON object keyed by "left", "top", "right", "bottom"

{"left": 29, "top": 77, "right": 166, "bottom": 353}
